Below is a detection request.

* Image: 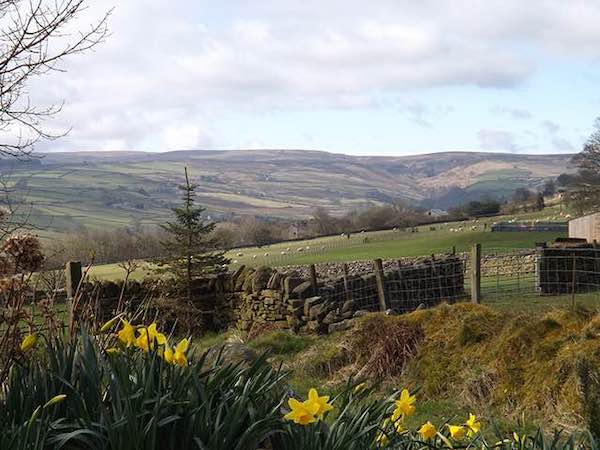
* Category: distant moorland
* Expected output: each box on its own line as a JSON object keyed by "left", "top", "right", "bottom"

{"left": 0, "top": 149, "right": 574, "bottom": 236}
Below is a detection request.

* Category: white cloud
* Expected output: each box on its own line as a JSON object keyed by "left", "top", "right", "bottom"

{"left": 491, "top": 106, "right": 532, "bottom": 120}
{"left": 477, "top": 129, "right": 522, "bottom": 153}
{"left": 20, "top": 0, "right": 600, "bottom": 152}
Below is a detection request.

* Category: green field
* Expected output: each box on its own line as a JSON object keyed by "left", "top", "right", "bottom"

{"left": 88, "top": 206, "right": 568, "bottom": 281}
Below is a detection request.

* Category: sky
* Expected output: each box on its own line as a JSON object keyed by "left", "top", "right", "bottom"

{"left": 28, "top": 0, "right": 600, "bottom": 156}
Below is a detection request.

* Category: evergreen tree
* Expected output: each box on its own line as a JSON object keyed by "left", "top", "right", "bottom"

{"left": 535, "top": 192, "right": 545, "bottom": 211}
{"left": 158, "top": 168, "right": 229, "bottom": 301}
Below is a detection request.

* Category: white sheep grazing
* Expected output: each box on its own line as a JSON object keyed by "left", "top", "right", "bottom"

{"left": 264, "top": 252, "right": 270, "bottom": 257}
{"left": 233, "top": 260, "right": 238, "bottom": 264}
{"left": 252, "top": 255, "right": 257, "bottom": 260}
{"left": 297, "top": 248, "right": 304, "bottom": 252}
{"left": 281, "top": 251, "right": 287, "bottom": 255}
{"left": 305, "top": 246, "right": 310, "bottom": 250}
{"left": 236, "top": 252, "right": 243, "bottom": 257}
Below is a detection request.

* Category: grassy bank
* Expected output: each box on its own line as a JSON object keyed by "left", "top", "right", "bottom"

{"left": 232, "top": 303, "right": 600, "bottom": 433}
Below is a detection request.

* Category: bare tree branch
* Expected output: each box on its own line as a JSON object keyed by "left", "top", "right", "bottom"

{"left": 0, "top": 0, "right": 110, "bottom": 158}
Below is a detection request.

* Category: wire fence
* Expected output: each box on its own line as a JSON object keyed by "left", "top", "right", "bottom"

{"left": 474, "top": 246, "right": 600, "bottom": 310}
{"left": 313, "top": 254, "right": 468, "bottom": 314}
{"left": 308, "top": 244, "right": 600, "bottom": 314}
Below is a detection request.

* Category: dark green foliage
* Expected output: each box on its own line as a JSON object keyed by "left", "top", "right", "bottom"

{"left": 157, "top": 167, "right": 229, "bottom": 300}
{"left": 0, "top": 332, "right": 287, "bottom": 449}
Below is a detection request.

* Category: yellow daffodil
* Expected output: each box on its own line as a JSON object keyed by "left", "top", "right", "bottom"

{"left": 514, "top": 432, "right": 527, "bottom": 444}
{"left": 394, "top": 419, "right": 407, "bottom": 435}
{"left": 20, "top": 334, "right": 37, "bottom": 352}
{"left": 391, "top": 389, "right": 416, "bottom": 421}
{"left": 163, "top": 345, "right": 175, "bottom": 364}
{"left": 99, "top": 314, "right": 122, "bottom": 333}
{"left": 135, "top": 328, "right": 154, "bottom": 352}
{"left": 353, "top": 382, "right": 366, "bottom": 394}
{"left": 284, "top": 397, "right": 319, "bottom": 425}
{"left": 147, "top": 322, "right": 167, "bottom": 345}
{"left": 174, "top": 338, "right": 189, "bottom": 367}
{"left": 418, "top": 421, "right": 437, "bottom": 440}
{"left": 117, "top": 319, "right": 136, "bottom": 347}
{"left": 448, "top": 424, "right": 466, "bottom": 440}
{"left": 43, "top": 394, "right": 67, "bottom": 408}
{"left": 304, "top": 388, "right": 333, "bottom": 418}
{"left": 376, "top": 430, "right": 389, "bottom": 446}
{"left": 465, "top": 413, "right": 481, "bottom": 437}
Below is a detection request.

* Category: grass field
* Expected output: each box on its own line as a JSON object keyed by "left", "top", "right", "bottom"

{"left": 88, "top": 206, "right": 568, "bottom": 281}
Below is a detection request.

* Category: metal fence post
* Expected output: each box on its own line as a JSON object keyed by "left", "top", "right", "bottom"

{"left": 534, "top": 242, "right": 546, "bottom": 293}
{"left": 373, "top": 258, "right": 389, "bottom": 311}
{"left": 65, "top": 261, "right": 82, "bottom": 300}
{"left": 470, "top": 244, "right": 481, "bottom": 304}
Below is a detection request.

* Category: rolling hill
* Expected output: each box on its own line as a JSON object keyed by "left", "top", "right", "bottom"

{"left": 0, "top": 149, "right": 574, "bottom": 235}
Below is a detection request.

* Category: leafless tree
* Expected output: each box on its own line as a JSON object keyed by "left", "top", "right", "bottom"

{"left": 0, "top": 0, "right": 110, "bottom": 158}
{"left": 567, "top": 117, "right": 600, "bottom": 213}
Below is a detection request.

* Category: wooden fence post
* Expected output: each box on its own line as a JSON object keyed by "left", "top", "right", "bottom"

{"left": 65, "top": 261, "right": 82, "bottom": 300}
{"left": 373, "top": 258, "right": 389, "bottom": 311}
{"left": 342, "top": 263, "right": 352, "bottom": 302}
{"left": 470, "top": 244, "right": 481, "bottom": 304}
{"left": 309, "top": 264, "right": 318, "bottom": 296}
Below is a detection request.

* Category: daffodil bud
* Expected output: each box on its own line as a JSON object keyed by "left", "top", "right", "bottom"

{"left": 20, "top": 334, "right": 38, "bottom": 352}
{"left": 43, "top": 394, "right": 67, "bottom": 408}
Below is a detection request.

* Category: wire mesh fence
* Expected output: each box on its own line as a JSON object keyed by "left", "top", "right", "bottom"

{"left": 308, "top": 244, "right": 600, "bottom": 314}
{"left": 476, "top": 245, "right": 600, "bottom": 310}
{"left": 313, "top": 254, "right": 469, "bottom": 314}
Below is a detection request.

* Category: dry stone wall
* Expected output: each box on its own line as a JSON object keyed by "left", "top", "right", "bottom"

{"left": 219, "top": 255, "right": 465, "bottom": 334}
{"left": 71, "top": 255, "right": 465, "bottom": 335}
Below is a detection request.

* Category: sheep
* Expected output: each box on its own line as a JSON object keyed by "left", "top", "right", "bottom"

{"left": 281, "top": 251, "right": 287, "bottom": 255}
{"left": 264, "top": 252, "right": 269, "bottom": 257}
{"left": 252, "top": 255, "right": 257, "bottom": 260}
{"left": 236, "top": 252, "right": 243, "bottom": 257}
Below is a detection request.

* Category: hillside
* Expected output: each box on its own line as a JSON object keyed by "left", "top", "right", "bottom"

{"left": 0, "top": 150, "right": 574, "bottom": 234}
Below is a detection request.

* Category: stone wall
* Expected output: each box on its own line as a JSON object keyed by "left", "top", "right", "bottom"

{"left": 219, "top": 255, "right": 465, "bottom": 334}
{"left": 70, "top": 255, "right": 465, "bottom": 335}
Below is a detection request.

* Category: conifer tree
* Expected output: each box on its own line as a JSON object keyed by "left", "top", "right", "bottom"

{"left": 159, "top": 167, "right": 229, "bottom": 301}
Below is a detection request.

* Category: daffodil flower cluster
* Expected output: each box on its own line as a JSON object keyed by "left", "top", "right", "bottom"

{"left": 101, "top": 317, "right": 190, "bottom": 367}
{"left": 283, "top": 388, "right": 334, "bottom": 425}
{"left": 376, "top": 389, "right": 416, "bottom": 446}
{"left": 376, "top": 388, "right": 482, "bottom": 448}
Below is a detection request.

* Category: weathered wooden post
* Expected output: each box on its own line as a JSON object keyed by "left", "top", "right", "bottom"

{"left": 373, "top": 258, "right": 389, "bottom": 311}
{"left": 470, "top": 244, "right": 481, "bottom": 304}
{"left": 342, "top": 263, "right": 352, "bottom": 302}
{"left": 309, "top": 264, "right": 318, "bottom": 295}
{"left": 65, "top": 261, "right": 82, "bottom": 300}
